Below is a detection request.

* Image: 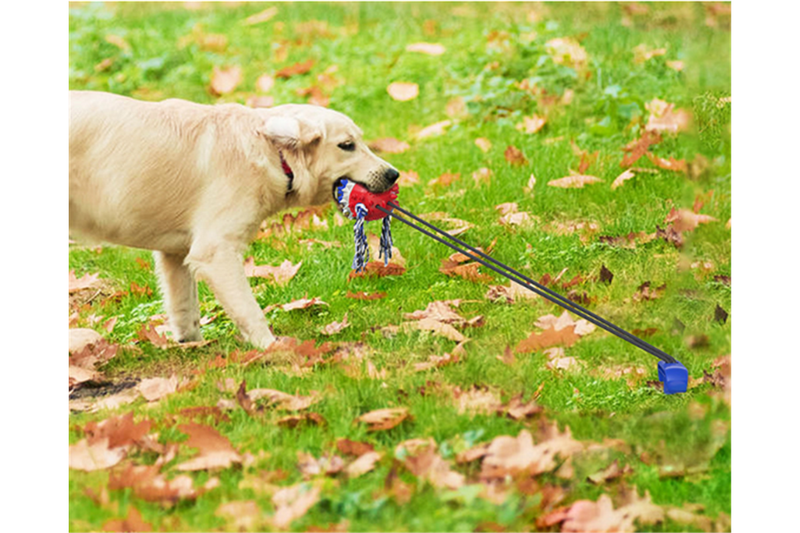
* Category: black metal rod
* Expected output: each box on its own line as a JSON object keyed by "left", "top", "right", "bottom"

{"left": 379, "top": 204, "right": 677, "bottom": 365}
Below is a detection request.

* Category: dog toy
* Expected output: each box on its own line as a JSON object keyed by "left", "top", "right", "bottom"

{"left": 334, "top": 179, "right": 399, "bottom": 272}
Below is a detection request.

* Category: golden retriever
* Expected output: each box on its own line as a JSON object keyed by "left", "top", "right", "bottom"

{"left": 69, "top": 91, "right": 399, "bottom": 349}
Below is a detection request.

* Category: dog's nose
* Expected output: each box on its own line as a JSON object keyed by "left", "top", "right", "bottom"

{"left": 384, "top": 167, "right": 400, "bottom": 185}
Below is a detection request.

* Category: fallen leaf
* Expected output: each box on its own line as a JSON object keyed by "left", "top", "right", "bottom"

{"left": 356, "top": 407, "right": 410, "bottom": 431}
{"left": 545, "top": 37, "right": 588, "bottom": 68}
{"left": 485, "top": 283, "right": 538, "bottom": 303}
{"left": 416, "top": 120, "right": 452, "bottom": 139}
{"left": 646, "top": 152, "right": 687, "bottom": 172}
{"left": 398, "top": 170, "right": 420, "bottom": 186}
{"left": 587, "top": 460, "right": 631, "bottom": 485}
{"left": 277, "top": 412, "right": 327, "bottom": 428}
{"left": 243, "top": 257, "right": 302, "bottom": 286}
{"left": 297, "top": 451, "right": 345, "bottom": 478}
{"left": 348, "top": 262, "right": 406, "bottom": 279}
{"left": 428, "top": 171, "right": 460, "bottom": 187}
{"left": 439, "top": 261, "right": 493, "bottom": 283}
{"left": 216, "top": 500, "right": 262, "bottom": 531}
{"left": 102, "top": 506, "right": 153, "bottom": 533}
{"left": 611, "top": 169, "right": 636, "bottom": 189}
{"left": 664, "top": 208, "right": 716, "bottom": 232}
{"left": 368, "top": 137, "right": 410, "bottom": 154}
{"left": 517, "top": 114, "right": 547, "bottom": 134}
{"left": 387, "top": 81, "right": 419, "bottom": 101}
{"left": 210, "top": 65, "right": 242, "bottom": 95}
{"left": 633, "top": 44, "right": 666, "bottom": 64}
{"left": 271, "top": 483, "right": 321, "bottom": 529}
{"left": 548, "top": 173, "right": 603, "bottom": 188}
{"left": 454, "top": 385, "right": 502, "bottom": 415}
{"left": 645, "top": 98, "right": 691, "bottom": 134}
{"left": 69, "top": 328, "right": 104, "bottom": 353}
{"left": 69, "top": 437, "right": 127, "bottom": 471}
{"left": 275, "top": 59, "right": 315, "bottom": 79}
{"left": 399, "top": 439, "right": 465, "bottom": 489}
{"left": 475, "top": 137, "right": 492, "bottom": 152}
{"left": 408, "top": 318, "right": 467, "bottom": 342}
{"left": 243, "top": 6, "right": 279, "bottom": 25}
{"left": 620, "top": 130, "right": 662, "bottom": 167}
{"left": 175, "top": 423, "right": 242, "bottom": 471}
{"left": 320, "top": 313, "right": 350, "bottom": 336}
{"left": 247, "top": 387, "right": 321, "bottom": 411}
{"left": 346, "top": 291, "right": 387, "bottom": 301}
{"left": 138, "top": 375, "right": 180, "bottom": 402}
{"left": 516, "top": 326, "right": 580, "bottom": 353}
{"left": 69, "top": 270, "right": 100, "bottom": 293}
{"left": 406, "top": 42, "right": 445, "bottom": 55}
{"left": 345, "top": 451, "right": 383, "bottom": 478}
{"left": 504, "top": 145, "right": 529, "bottom": 166}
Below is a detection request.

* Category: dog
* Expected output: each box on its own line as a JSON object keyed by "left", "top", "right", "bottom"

{"left": 69, "top": 90, "right": 399, "bottom": 349}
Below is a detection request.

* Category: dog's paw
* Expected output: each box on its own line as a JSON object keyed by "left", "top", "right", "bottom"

{"left": 249, "top": 331, "right": 278, "bottom": 350}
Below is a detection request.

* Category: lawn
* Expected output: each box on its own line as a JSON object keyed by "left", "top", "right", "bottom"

{"left": 68, "top": 2, "right": 731, "bottom": 532}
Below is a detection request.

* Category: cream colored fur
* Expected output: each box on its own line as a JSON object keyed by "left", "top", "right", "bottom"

{"left": 69, "top": 90, "right": 397, "bottom": 349}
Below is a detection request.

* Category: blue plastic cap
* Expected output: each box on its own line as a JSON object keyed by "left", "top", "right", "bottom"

{"left": 658, "top": 360, "right": 689, "bottom": 395}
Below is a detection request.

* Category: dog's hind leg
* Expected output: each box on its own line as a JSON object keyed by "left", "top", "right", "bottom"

{"left": 154, "top": 251, "right": 203, "bottom": 343}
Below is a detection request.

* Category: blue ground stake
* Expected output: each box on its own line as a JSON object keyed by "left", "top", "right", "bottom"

{"left": 658, "top": 360, "right": 689, "bottom": 395}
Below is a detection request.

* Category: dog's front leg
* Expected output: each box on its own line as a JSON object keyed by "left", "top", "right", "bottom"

{"left": 186, "top": 241, "right": 276, "bottom": 349}
{"left": 154, "top": 251, "right": 202, "bottom": 343}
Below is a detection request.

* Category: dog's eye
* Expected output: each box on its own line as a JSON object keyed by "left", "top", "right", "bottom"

{"left": 337, "top": 140, "right": 356, "bottom": 152}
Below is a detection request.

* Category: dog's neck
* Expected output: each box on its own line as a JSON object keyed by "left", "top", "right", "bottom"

{"left": 279, "top": 151, "right": 294, "bottom": 195}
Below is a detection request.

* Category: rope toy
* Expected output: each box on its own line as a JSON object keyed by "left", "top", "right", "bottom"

{"left": 334, "top": 179, "right": 399, "bottom": 272}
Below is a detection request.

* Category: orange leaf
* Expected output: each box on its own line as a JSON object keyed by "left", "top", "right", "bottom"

{"left": 504, "top": 145, "right": 529, "bottom": 166}
{"left": 368, "top": 137, "right": 411, "bottom": 154}
{"left": 210, "top": 65, "right": 242, "bottom": 95}
{"left": 356, "top": 407, "right": 410, "bottom": 431}
{"left": 516, "top": 326, "right": 580, "bottom": 353}
{"left": 275, "top": 59, "right": 315, "bottom": 79}
{"left": 387, "top": 81, "right": 419, "bottom": 101}
{"left": 548, "top": 174, "right": 603, "bottom": 188}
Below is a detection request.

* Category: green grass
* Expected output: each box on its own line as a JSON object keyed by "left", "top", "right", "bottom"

{"left": 69, "top": 2, "right": 731, "bottom": 531}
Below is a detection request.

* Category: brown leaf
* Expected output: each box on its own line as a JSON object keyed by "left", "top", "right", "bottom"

{"left": 599, "top": 264, "right": 614, "bottom": 284}
{"left": 632, "top": 281, "right": 666, "bottom": 302}
{"left": 387, "top": 81, "right": 419, "bottom": 101}
{"left": 209, "top": 65, "right": 242, "bottom": 95}
{"left": 138, "top": 375, "right": 180, "bottom": 402}
{"left": 664, "top": 207, "right": 716, "bottom": 232}
{"left": 504, "top": 145, "right": 529, "bottom": 166}
{"left": 439, "top": 260, "right": 492, "bottom": 283}
{"left": 516, "top": 326, "right": 580, "bottom": 353}
{"left": 548, "top": 173, "right": 603, "bottom": 188}
{"left": 356, "top": 407, "right": 410, "bottom": 431}
{"left": 320, "top": 313, "right": 350, "bottom": 336}
{"left": 243, "top": 257, "right": 302, "bottom": 286}
{"left": 620, "top": 130, "right": 662, "bottom": 167}
{"left": 336, "top": 439, "right": 375, "bottom": 456}
{"left": 348, "top": 262, "right": 406, "bottom": 280}
{"left": 485, "top": 283, "right": 538, "bottom": 304}
{"left": 102, "top": 506, "right": 152, "bottom": 532}
{"left": 298, "top": 451, "right": 345, "bottom": 478}
{"left": 409, "top": 318, "right": 468, "bottom": 342}
{"left": 69, "top": 270, "right": 100, "bottom": 293}
{"left": 475, "top": 137, "right": 492, "bottom": 152}
{"left": 345, "top": 451, "right": 383, "bottom": 478}
{"left": 137, "top": 323, "right": 170, "bottom": 349}
{"left": 216, "top": 500, "right": 262, "bottom": 531}
{"left": 247, "top": 387, "right": 321, "bottom": 411}
{"left": 271, "top": 483, "right": 321, "bottom": 529}
{"left": 646, "top": 152, "right": 687, "bottom": 172}
{"left": 516, "top": 114, "right": 547, "bottom": 134}
{"left": 428, "top": 171, "right": 460, "bottom": 187}
{"left": 454, "top": 385, "right": 502, "bottom": 415}
{"left": 346, "top": 291, "right": 387, "bottom": 301}
{"left": 69, "top": 437, "right": 127, "bottom": 471}
{"left": 545, "top": 37, "right": 588, "bottom": 68}
{"left": 406, "top": 42, "right": 446, "bottom": 55}
{"left": 368, "top": 137, "right": 410, "bottom": 154}
{"left": 416, "top": 120, "right": 452, "bottom": 139}
{"left": 243, "top": 6, "right": 279, "bottom": 25}
{"left": 611, "top": 169, "right": 636, "bottom": 190}
{"left": 276, "top": 59, "right": 315, "bottom": 79}
{"left": 277, "top": 412, "right": 327, "bottom": 428}
{"left": 400, "top": 439, "right": 465, "bottom": 489}
{"left": 175, "top": 423, "right": 242, "bottom": 471}
{"left": 587, "top": 460, "right": 631, "bottom": 485}
{"left": 645, "top": 98, "right": 691, "bottom": 134}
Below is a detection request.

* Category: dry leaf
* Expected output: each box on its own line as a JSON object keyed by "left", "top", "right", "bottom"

{"left": 611, "top": 169, "right": 636, "bottom": 190}
{"left": 69, "top": 270, "right": 100, "bottom": 293}
{"left": 255, "top": 73, "right": 275, "bottom": 93}
{"left": 247, "top": 388, "right": 321, "bottom": 411}
{"left": 69, "top": 437, "right": 127, "bottom": 471}
{"left": 548, "top": 174, "right": 603, "bottom": 188}
{"left": 664, "top": 208, "right": 717, "bottom": 232}
{"left": 243, "top": 257, "right": 302, "bottom": 286}
{"left": 398, "top": 170, "right": 420, "bottom": 186}
{"left": 416, "top": 120, "right": 451, "bottom": 139}
{"left": 346, "top": 291, "right": 387, "bottom": 301}
{"left": 387, "top": 81, "right": 419, "bottom": 101}
{"left": 102, "top": 506, "right": 153, "bottom": 533}
{"left": 517, "top": 114, "right": 547, "bottom": 134}
{"left": 356, "top": 407, "right": 410, "bottom": 431}
{"left": 368, "top": 138, "right": 410, "bottom": 154}
{"left": 243, "top": 6, "right": 279, "bottom": 25}
{"left": 645, "top": 98, "right": 691, "bottom": 134}
{"left": 320, "top": 313, "right": 350, "bottom": 336}
{"left": 428, "top": 171, "right": 460, "bottom": 187}
{"left": 345, "top": 451, "right": 383, "bottom": 478}
{"left": 348, "top": 262, "right": 406, "bottom": 279}
{"left": 276, "top": 59, "right": 315, "bottom": 79}
{"left": 545, "top": 37, "right": 588, "bottom": 68}
{"left": 504, "top": 145, "right": 529, "bottom": 166}
{"left": 210, "top": 65, "right": 242, "bottom": 96}
{"left": 409, "top": 318, "right": 467, "bottom": 342}
{"left": 406, "top": 42, "right": 446, "bottom": 55}
{"left": 516, "top": 326, "right": 580, "bottom": 353}
{"left": 475, "top": 137, "right": 492, "bottom": 152}
{"left": 138, "top": 375, "right": 180, "bottom": 402}
{"left": 69, "top": 328, "right": 104, "bottom": 353}
{"left": 472, "top": 167, "right": 492, "bottom": 186}
{"left": 271, "top": 484, "right": 321, "bottom": 529}
{"left": 485, "top": 283, "right": 538, "bottom": 303}
{"left": 175, "top": 423, "right": 242, "bottom": 471}
{"left": 633, "top": 44, "right": 666, "bottom": 64}
{"left": 646, "top": 152, "right": 687, "bottom": 172}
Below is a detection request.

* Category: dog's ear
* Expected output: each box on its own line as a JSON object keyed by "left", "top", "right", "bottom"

{"left": 258, "top": 116, "right": 322, "bottom": 150}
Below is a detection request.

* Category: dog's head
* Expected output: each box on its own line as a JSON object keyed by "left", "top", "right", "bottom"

{"left": 257, "top": 104, "right": 399, "bottom": 206}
